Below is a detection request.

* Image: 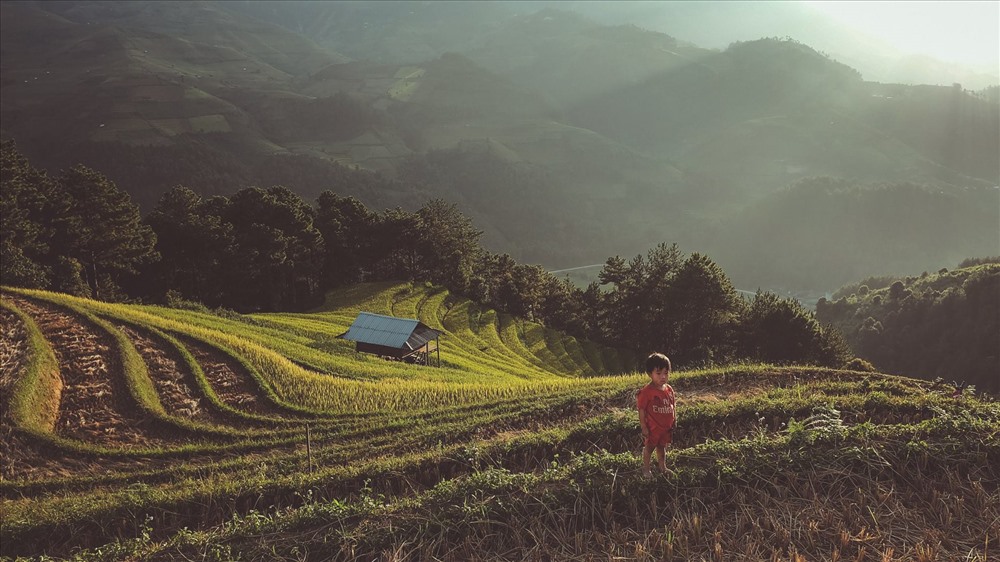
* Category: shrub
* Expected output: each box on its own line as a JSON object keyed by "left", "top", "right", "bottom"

{"left": 845, "top": 357, "right": 877, "bottom": 372}
{"left": 165, "top": 290, "right": 211, "bottom": 313}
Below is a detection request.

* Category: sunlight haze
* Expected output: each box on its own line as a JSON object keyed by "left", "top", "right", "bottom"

{"left": 805, "top": 0, "right": 1000, "bottom": 69}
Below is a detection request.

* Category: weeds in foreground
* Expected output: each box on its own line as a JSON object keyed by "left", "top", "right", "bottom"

{"left": 64, "top": 414, "right": 997, "bottom": 562}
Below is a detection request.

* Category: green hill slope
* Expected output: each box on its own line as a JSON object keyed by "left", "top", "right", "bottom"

{"left": 706, "top": 179, "right": 1000, "bottom": 291}
{"left": 2, "top": 283, "right": 997, "bottom": 560}
{"left": 568, "top": 38, "right": 998, "bottom": 196}
{"left": 817, "top": 263, "right": 1000, "bottom": 394}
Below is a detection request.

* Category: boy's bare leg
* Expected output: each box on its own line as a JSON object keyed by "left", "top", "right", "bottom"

{"left": 642, "top": 443, "right": 654, "bottom": 475}
{"left": 656, "top": 446, "right": 667, "bottom": 473}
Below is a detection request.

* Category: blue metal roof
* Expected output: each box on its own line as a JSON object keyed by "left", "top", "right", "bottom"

{"left": 340, "top": 312, "right": 440, "bottom": 351}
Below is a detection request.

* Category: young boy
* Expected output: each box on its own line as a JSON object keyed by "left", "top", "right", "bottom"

{"left": 637, "top": 352, "right": 675, "bottom": 476}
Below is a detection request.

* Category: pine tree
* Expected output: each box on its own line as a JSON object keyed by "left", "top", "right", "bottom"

{"left": 144, "top": 186, "right": 235, "bottom": 305}
{"left": 50, "top": 166, "right": 158, "bottom": 299}
{"left": 741, "top": 291, "right": 850, "bottom": 366}
{"left": 662, "top": 253, "right": 745, "bottom": 364}
{"left": 315, "top": 191, "right": 376, "bottom": 285}
{"left": 0, "top": 141, "right": 53, "bottom": 288}
{"left": 218, "top": 186, "right": 325, "bottom": 310}
{"left": 414, "top": 198, "right": 484, "bottom": 293}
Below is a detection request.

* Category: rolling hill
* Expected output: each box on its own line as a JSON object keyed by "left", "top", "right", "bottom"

{"left": 224, "top": 0, "right": 1000, "bottom": 91}
{"left": 2, "top": 5, "right": 997, "bottom": 558}
{"left": 567, "top": 38, "right": 997, "bottom": 195}
{"left": 816, "top": 262, "right": 1000, "bottom": 394}
{"left": 1, "top": 283, "right": 997, "bottom": 560}
{"left": 1, "top": 1, "right": 997, "bottom": 293}
{"left": 0, "top": 1, "right": 349, "bottom": 151}
{"left": 704, "top": 178, "right": 1000, "bottom": 291}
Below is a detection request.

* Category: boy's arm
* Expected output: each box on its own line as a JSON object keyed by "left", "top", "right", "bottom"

{"left": 638, "top": 409, "right": 649, "bottom": 436}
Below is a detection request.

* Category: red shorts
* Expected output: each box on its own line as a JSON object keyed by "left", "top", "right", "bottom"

{"left": 645, "top": 428, "right": 672, "bottom": 447}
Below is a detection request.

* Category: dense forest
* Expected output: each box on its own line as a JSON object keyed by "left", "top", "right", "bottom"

{"left": 817, "top": 262, "right": 1000, "bottom": 393}
{"left": 2, "top": 140, "right": 850, "bottom": 369}
{"left": 42, "top": 136, "right": 415, "bottom": 212}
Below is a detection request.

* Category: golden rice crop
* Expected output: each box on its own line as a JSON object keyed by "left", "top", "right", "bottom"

{"left": 6, "top": 285, "right": 639, "bottom": 414}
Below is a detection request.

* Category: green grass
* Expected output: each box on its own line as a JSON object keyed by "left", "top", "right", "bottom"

{"left": 2, "top": 299, "right": 60, "bottom": 435}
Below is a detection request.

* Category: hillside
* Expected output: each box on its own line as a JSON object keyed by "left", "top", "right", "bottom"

{"left": 461, "top": 9, "right": 715, "bottom": 110}
{"left": 816, "top": 263, "right": 1000, "bottom": 394}
{"left": 223, "top": 0, "right": 1000, "bottom": 90}
{"left": 705, "top": 178, "right": 1000, "bottom": 291}
{"left": 0, "top": 1, "right": 350, "bottom": 136}
{"left": 567, "top": 38, "right": 998, "bottom": 198}
{"left": 1, "top": 1, "right": 997, "bottom": 291}
{"left": 2, "top": 283, "right": 998, "bottom": 560}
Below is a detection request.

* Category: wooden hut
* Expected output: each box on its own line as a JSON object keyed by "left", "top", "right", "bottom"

{"left": 338, "top": 312, "right": 441, "bottom": 366}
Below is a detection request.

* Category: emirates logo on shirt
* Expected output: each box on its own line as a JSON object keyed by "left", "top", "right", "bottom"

{"left": 652, "top": 396, "right": 674, "bottom": 415}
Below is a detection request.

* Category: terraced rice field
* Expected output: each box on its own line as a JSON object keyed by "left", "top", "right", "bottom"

{"left": 1, "top": 282, "right": 997, "bottom": 561}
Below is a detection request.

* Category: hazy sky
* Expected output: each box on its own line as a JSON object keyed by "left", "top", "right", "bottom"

{"left": 805, "top": 1, "right": 1000, "bottom": 68}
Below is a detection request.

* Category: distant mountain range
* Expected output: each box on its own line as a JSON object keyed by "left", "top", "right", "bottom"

{"left": 2, "top": 1, "right": 997, "bottom": 293}
{"left": 224, "top": 1, "right": 1000, "bottom": 90}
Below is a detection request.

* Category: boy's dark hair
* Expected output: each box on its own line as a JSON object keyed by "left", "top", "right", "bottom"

{"left": 645, "top": 352, "right": 671, "bottom": 373}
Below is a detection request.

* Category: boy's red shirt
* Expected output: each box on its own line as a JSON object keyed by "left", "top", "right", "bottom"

{"left": 637, "top": 383, "right": 676, "bottom": 433}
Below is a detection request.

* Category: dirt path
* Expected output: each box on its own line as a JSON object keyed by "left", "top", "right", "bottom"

{"left": 0, "top": 296, "right": 323, "bottom": 482}
{"left": 1, "top": 299, "right": 150, "bottom": 480}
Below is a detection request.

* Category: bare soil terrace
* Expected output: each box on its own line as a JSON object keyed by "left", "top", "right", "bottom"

{"left": 115, "top": 323, "right": 231, "bottom": 427}
{"left": 7, "top": 296, "right": 167, "bottom": 448}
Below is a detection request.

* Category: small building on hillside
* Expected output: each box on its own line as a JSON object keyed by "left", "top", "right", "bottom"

{"left": 338, "top": 312, "right": 441, "bottom": 367}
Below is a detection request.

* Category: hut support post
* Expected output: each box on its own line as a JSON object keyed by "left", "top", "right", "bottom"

{"left": 306, "top": 424, "right": 313, "bottom": 474}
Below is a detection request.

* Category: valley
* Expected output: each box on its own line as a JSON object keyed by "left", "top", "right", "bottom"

{"left": 1, "top": 1, "right": 996, "bottom": 294}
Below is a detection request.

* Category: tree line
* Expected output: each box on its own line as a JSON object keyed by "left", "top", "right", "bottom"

{"left": 817, "top": 262, "right": 1000, "bottom": 393}
{"left": 2, "top": 140, "right": 851, "bottom": 369}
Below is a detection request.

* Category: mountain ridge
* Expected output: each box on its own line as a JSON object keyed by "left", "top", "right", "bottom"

{"left": 2, "top": 1, "right": 996, "bottom": 293}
